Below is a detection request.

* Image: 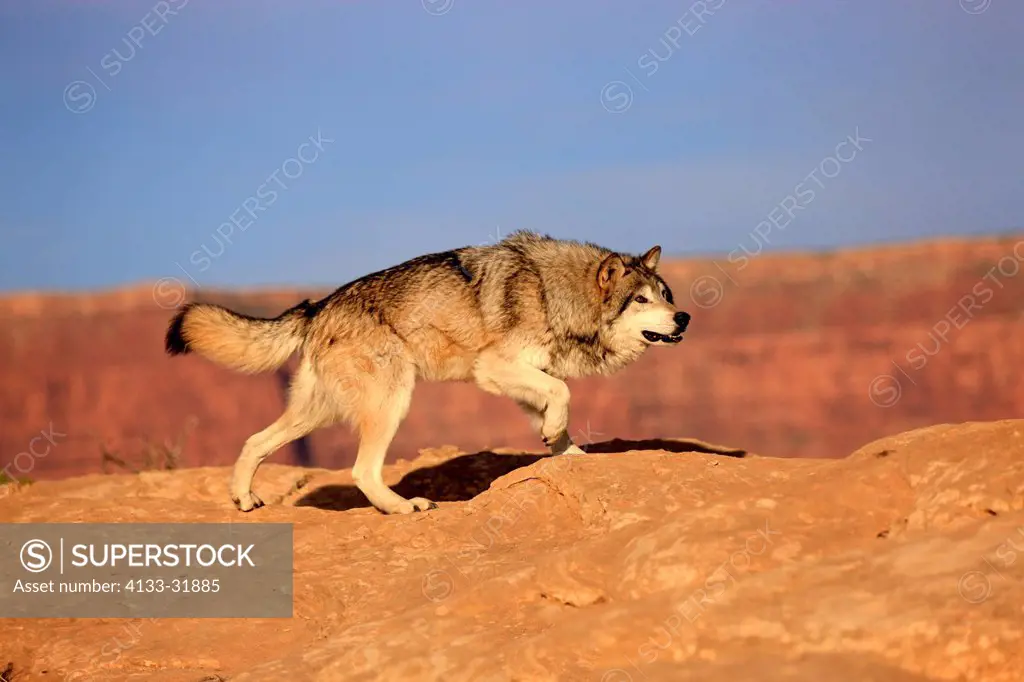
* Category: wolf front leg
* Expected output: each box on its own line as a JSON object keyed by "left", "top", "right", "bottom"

{"left": 475, "top": 355, "right": 586, "bottom": 456}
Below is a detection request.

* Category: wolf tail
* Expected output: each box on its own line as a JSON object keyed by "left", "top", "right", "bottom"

{"left": 164, "top": 299, "right": 316, "bottom": 374}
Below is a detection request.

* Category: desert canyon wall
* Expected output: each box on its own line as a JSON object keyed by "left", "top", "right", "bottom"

{"left": 2, "top": 235, "right": 1023, "bottom": 480}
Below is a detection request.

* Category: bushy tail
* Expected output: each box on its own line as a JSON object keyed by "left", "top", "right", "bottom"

{"left": 164, "top": 299, "right": 316, "bottom": 374}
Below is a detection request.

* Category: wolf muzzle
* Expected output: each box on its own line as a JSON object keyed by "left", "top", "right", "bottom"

{"left": 641, "top": 311, "right": 690, "bottom": 345}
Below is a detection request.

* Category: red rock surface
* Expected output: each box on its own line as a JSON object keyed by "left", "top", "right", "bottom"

{"left": 1, "top": 420, "right": 1022, "bottom": 680}
{"left": 2, "top": 235, "right": 1024, "bottom": 481}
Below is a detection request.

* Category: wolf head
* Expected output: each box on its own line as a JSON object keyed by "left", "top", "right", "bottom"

{"left": 597, "top": 245, "right": 690, "bottom": 352}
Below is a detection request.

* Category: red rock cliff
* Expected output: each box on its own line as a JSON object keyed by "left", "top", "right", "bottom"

{"left": 2, "top": 235, "right": 1023, "bottom": 480}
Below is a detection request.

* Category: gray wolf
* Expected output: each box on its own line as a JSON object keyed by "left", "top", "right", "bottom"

{"left": 164, "top": 231, "right": 690, "bottom": 514}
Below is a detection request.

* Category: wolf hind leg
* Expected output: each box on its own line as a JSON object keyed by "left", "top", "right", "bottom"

{"left": 476, "top": 356, "right": 585, "bottom": 456}
{"left": 349, "top": 365, "right": 436, "bottom": 515}
{"left": 230, "top": 360, "right": 334, "bottom": 511}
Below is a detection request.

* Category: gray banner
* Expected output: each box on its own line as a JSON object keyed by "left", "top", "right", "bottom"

{"left": 0, "top": 523, "right": 293, "bottom": 618}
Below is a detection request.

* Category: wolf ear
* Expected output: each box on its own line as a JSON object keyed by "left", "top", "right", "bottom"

{"left": 597, "top": 253, "right": 626, "bottom": 295}
{"left": 640, "top": 245, "right": 661, "bottom": 271}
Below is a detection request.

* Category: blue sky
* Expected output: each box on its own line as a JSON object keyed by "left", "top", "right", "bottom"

{"left": 1, "top": 0, "right": 1021, "bottom": 293}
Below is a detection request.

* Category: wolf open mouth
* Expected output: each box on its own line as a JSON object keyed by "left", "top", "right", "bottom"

{"left": 642, "top": 330, "right": 683, "bottom": 344}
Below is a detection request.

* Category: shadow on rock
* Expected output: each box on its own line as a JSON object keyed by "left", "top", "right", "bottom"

{"left": 293, "top": 437, "right": 745, "bottom": 513}
{"left": 580, "top": 437, "right": 745, "bottom": 458}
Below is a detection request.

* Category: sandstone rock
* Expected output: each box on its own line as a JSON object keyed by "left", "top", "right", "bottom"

{"left": 1, "top": 420, "right": 1022, "bottom": 680}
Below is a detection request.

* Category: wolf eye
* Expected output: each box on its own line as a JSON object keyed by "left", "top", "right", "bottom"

{"left": 634, "top": 295, "right": 649, "bottom": 304}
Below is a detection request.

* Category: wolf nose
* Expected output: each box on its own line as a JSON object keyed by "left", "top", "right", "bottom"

{"left": 674, "top": 311, "right": 690, "bottom": 331}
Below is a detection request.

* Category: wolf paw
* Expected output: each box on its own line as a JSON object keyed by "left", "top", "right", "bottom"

{"left": 541, "top": 431, "right": 567, "bottom": 447}
{"left": 543, "top": 430, "right": 581, "bottom": 455}
{"left": 410, "top": 497, "right": 438, "bottom": 512}
{"left": 232, "top": 491, "right": 265, "bottom": 512}
{"left": 541, "top": 421, "right": 570, "bottom": 447}
{"left": 384, "top": 497, "right": 438, "bottom": 515}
